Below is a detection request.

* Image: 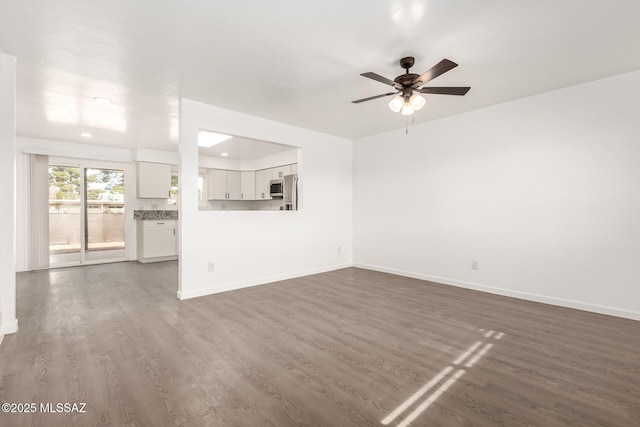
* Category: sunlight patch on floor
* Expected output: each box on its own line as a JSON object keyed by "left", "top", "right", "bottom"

{"left": 381, "top": 329, "right": 505, "bottom": 426}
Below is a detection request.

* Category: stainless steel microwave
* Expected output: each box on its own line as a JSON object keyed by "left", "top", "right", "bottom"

{"left": 269, "top": 179, "right": 283, "bottom": 198}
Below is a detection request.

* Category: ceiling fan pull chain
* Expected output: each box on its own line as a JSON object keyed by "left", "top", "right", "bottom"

{"left": 404, "top": 116, "right": 416, "bottom": 135}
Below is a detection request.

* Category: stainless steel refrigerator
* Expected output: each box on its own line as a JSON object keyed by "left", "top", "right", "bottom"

{"left": 283, "top": 174, "right": 298, "bottom": 211}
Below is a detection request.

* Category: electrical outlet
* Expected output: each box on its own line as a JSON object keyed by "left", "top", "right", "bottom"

{"left": 138, "top": 204, "right": 144, "bottom": 210}
{"left": 471, "top": 260, "right": 479, "bottom": 270}
{"left": 151, "top": 203, "right": 159, "bottom": 209}
{"left": 221, "top": 205, "right": 226, "bottom": 210}
{"left": 338, "top": 246, "right": 342, "bottom": 254}
{"left": 208, "top": 262, "right": 215, "bottom": 272}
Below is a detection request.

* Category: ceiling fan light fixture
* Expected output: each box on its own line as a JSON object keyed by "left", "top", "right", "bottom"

{"left": 388, "top": 95, "right": 403, "bottom": 112}
{"left": 410, "top": 93, "right": 425, "bottom": 110}
{"left": 400, "top": 103, "right": 415, "bottom": 116}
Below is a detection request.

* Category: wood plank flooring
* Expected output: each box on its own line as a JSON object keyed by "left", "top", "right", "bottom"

{"left": 0, "top": 263, "right": 638, "bottom": 426}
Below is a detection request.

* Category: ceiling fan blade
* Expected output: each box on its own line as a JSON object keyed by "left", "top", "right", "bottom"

{"left": 412, "top": 59, "right": 458, "bottom": 88}
{"left": 361, "top": 72, "right": 400, "bottom": 88}
{"left": 351, "top": 92, "right": 399, "bottom": 104}
{"left": 416, "top": 86, "right": 471, "bottom": 96}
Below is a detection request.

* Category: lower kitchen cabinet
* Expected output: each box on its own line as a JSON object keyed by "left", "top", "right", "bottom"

{"left": 137, "top": 220, "right": 178, "bottom": 263}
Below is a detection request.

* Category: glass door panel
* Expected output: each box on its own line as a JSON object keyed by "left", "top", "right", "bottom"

{"left": 85, "top": 168, "right": 126, "bottom": 260}
{"left": 49, "top": 165, "right": 82, "bottom": 264}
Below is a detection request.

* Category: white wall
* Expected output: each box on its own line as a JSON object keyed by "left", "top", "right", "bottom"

{"left": 179, "top": 99, "right": 352, "bottom": 299}
{"left": 135, "top": 147, "right": 178, "bottom": 165}
{"left": 199, "top": 155, "right": 242, "bottom": 170}
{"left": 198, "top": 149, "right": 298, "bottom": 171}
{"left": 0, "top": 52, "right": 18, "bottom": 336}
{"left": 242, "top": 149, "right": 298, "bottom": 171}
{"left": 354, "top": 70, "right": 640, "bottom": 321}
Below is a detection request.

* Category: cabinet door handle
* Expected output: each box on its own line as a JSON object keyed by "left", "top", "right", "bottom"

{"left": 157, "top": 222, "right": 165, "bottom": 225}
{"left": 173, "top": 228, "right": 175, "bottom": 235}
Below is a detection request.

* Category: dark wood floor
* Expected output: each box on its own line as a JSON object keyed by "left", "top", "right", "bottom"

{"left": 0, "top": 263, "right": 638, "bottom": 426}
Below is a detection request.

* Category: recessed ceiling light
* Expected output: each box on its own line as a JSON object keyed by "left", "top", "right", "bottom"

{"left": 198, "top": 130, "right": 232, "bottom": 147}
{"left": 92, "top": 96, "right": 112, "bottom": 104}
{"left": 221, "top": 152, "right": 229, "bottom": 157}
{"left": 81, "top": 132, "right": 92, "bottom": 138}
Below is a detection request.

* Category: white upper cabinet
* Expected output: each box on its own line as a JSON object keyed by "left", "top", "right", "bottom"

{"left": 272, "top": 165, "right": 291, "bottom": 179}
{"left": 255, "top": 169, "right": 272, "bottom": 200}
{"left": 207, "top": 169, "right": 243, "bottom": 200}
{"left": 206, "top": 169, "right": 227, "bottom": 200}
{"left": 241, "top": 171, "right": 255, "bottom": 200}
{"left": 226, "top": 170, "right": 241, "bottom": 200}
{"left": 290, "top": 163, "right": 298, "bottom": 174}
{"left": 137, "top": 162, "right": 171, "bottom": 199}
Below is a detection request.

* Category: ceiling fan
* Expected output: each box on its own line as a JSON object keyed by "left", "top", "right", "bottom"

{"left": 352, "top": 56, "right": 470, "bottom": 115}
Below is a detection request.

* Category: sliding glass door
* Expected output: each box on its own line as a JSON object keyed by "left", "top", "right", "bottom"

{"left": 84, "top": 168, "right": 125, "bottom": 261}
{"left": 49, "top": 163, "right": 126, "bottom": 266}
{"left": 49, "top": 165, "right": 82, "bottom": 264}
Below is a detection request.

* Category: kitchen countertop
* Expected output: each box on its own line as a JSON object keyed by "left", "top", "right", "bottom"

{"left": 133, "top": 210, "right": 179, "bottom": 220}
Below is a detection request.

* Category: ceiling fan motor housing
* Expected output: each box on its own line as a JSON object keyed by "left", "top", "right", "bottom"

{"left": 395, "top": 56, "right": 419, "bottom": 95}
{"left": 399, "top": 56, "right": 415, "bottom": 70}
{"left": 395, "top": 74, "right": 420, "bottom": 87}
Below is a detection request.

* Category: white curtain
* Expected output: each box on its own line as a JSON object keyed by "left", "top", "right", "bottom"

{"left": 29, "top": 154, "right": 49, "bottom": 269}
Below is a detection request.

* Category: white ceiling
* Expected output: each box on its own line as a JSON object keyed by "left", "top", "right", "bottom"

{"left": 1, "top": 1, "right": 639, "bottom": 152}
{"left": 198, "top": 134, "right": 295, "bottom": 160}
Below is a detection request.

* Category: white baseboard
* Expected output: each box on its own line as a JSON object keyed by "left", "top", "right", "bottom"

{"left": 2, "top": 318, "right": 19, "bottom": 335}
{"left": 353, "top": 263, "right": 640, "bottom": 322}
{"left": 177, "top": 263, "right": 353, "bottom": 300}
{"left": 137, "top": 255, "right": 178, "bottom": 264}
